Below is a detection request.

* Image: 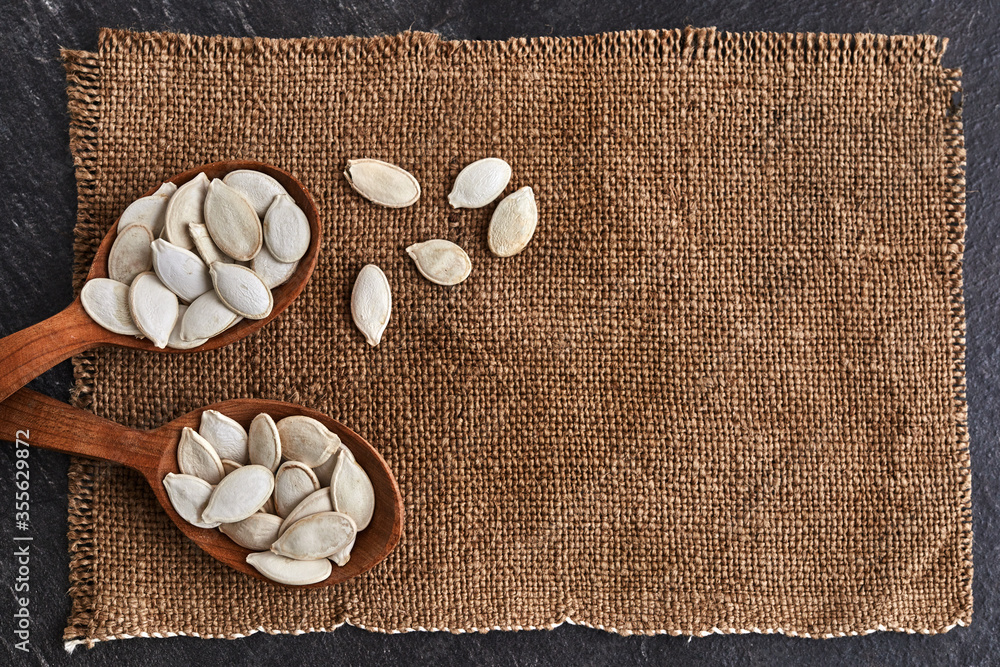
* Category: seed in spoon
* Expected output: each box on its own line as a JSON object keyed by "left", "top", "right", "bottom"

{"left": 406, "top": 239, "right": 472, "bottom": 286}
{"left": 210, "top": 263, "right": 273, "bottom": 320}
{"left": 278, "top": 487, "right": 334, "bottom": 536}
{"left": 163, "top": 172, "right": 209, "bottom": 250}
{"left": 166, "top": 305, "right": 209, "bottom": 350}
{"left": 351, "top": 264, "right": 391, "bottom": 346}
{"left": 204, "top": 178, "right": 263, "bottom": 262}
{"left": 311, "top": 447, "right": 343, "bottom": 486}
{"left": 108, "top": 225, "right": 153, "bottom": 286}
{"left": 80, "top": 278, "right": 142, "bottom": 336}
{"left": 127, "top": 272, "right": 179, "bottom": 349}
{"left": 329, "top": 534, "right": 356, "bottom": 567}
{"left": 488, "top": 186, "right": 538, "bottom": 257}
{"left": 272, "top": 511, "right": 356, "bottom": 561}
{"left": 344, "top": 159, "right": 420, "bottom": 208}
{"left": 251, "top": 244, "right": 298, "bottom": 289}
{"left": 220, "top": 458, "right": 242, "bottom": 475}
{"left": 246, "top": 551, "right": 332, "bottom": 586}
{"left": 150, "top": 238, "right": 212, "bottom": 302}
{"left": 330, "top": 455, "right": 375, "bottom": 530}
{"left": 163, "top": 473, "right": 220, "bottom": 529}
{"left": 219, "top": 512, "right": 283, "bottom": 551}
{"left": 199, "top": 409, "right": 249, "bottom": 464}
{"left": 249, "top": 412, "right": 281, "bottom": 472}
{"left": 177, "top": 427, "right": 225, "bottom": 484}
{"left": 448, "top": 157, "right": 512, "bottom": 209}
{"left": 223, "top": 169, "right": 288, "bottom": 219}
{"left": 263, "top": 194, "right": 310, "bottom": 263}
{"left": 188, "top": 222, "right": 231, "bottom": 266}
{"left": 202, "top": 464, "right": 275, "bottom": 525}
{"left": 274, "top": 461, "right": 321, "bottom": 518}
{"left": 180, "top": 290, "right": 241, "bottom": 342}
{"left": 154, "top": 181, "right": 177, "bottom": 197}
{"left": 117, "top": 190, "right": 171, "bottom": 237}
{"left": 276, "top": 415, "right": 341, "bottom": 467}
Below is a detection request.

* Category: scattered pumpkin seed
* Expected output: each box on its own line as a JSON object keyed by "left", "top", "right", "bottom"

{"left": 344, "top": 159, "right": 420, "bottom": 208}
{"left": 406, "top": 239, "right": 472, "bottom": 286}
{"left": 448, "top": 157, "right": 512, "bottom": 208}
{"left": 488, "top": 186, "right": 538, "bottom": 257}
{"left": 351, "top": 264, "right": 391, "bottom": 346}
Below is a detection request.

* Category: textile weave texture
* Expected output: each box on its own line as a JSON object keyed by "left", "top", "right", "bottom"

{"left": 62, "top": 27, "right": 969, "bottom": 646}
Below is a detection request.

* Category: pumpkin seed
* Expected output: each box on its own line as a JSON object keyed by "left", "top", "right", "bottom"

{"left": 271, "top": 511, "right": 356, "bottom": 561}
{"left": 261, "top": 496, "right": 276, "bottom": 515}
{"left": 278, "top": 487, "right": 334, "bottom": 536}
{"left": 199, "top": 409, "right": 249, "bottom": 464}
{"left": 163, "top": 473, "right": 220, "bottom": 529}
{"left": 202, "top": 464, "right": 275, "bottom": 524}
{"left": 329, "top": 534, "right": 356, "bottom": 567}
{"left": 108, "top": 225, "right": 154, "bottom": 285}
{"left": 246, "top": 551, "right": 331, "bottom": 586}
{"left": 311, "top": 447, "right": 343, "bottom": 486}
{"left": 153, "top": 181, "right": 177, "bottom": 197}
{"left": 223, "top": 169, "right": 288, "bottom": 219}
{"left": 448, "top": 157, "right": 512, "bottom": 208}
{"left": 251, "top": 244, "right": 298, "bottom": 289}
{"left": 220, "top": 512, "right": 283, "bottom": 551}
{"left": 210, "top": 263, "right": 273, "bottom": 320}
{"left": 188, "top": 222, "right": 230, "bottom": 266}
{"left": 150, "top": 238, "right": 212, "bottom": 302}
{"left": 163, "top": 172, "right": 209, "bottom": 250}
{"left": 220, "top": 458, "right": 242, "bottom": 475}
{"left": 177, "top": 427, "right": 225, "bottom": 484}
{"left": 204, "top": 178, "right": 263, "bottom": 261}
{"left": 127, "top": 272, "right": 179, "bottom": 348}
{"left": 249, "top": 413, "right": 282, "bottom": 472}
{"left": 117, "top": 193, "right": 171, "bottom": 237}
{"left": 330, "top": 456, "right": 375, "bottom": 530}
{"left": 263, "top": 194, "right": 310, "bottom": 262}
{"left": 274, "top": 461, "right": 321, "bottom": 518}
{"left": 276, "top": 415, "right": 341, "bottom": 467}
{"left": 180, "top": 290, "right": 241, "bottom": 341}
{"left": 488, "top": 186, "right": 538, "bottom": 257}
{"left": 80, "top": 278, "right": 142, "bottom": 336}
{"left": 344, "top": 159, "right": 420, "bottom": 208}
{"left": 406, "top": 239, "right": 472, "bottom": 286}
{"left": 351, "top": 264, "right": 391, "bottom": 346}
{"left": 166, "top": 305, "right": 209, "bottom": 349}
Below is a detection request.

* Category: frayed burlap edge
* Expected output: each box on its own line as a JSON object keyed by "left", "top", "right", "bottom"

{"left": 60, "top": 27, "right": 972, "bottom": 647}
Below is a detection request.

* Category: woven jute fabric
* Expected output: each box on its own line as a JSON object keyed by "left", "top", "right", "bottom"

{"left": 61, "top": 27, "right": 969, "bottom": 646}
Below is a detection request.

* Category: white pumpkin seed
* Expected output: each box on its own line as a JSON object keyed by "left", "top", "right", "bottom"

{"left": 220, "top": 458, "right": 242, "bottom": 475}
{"left": 202, "top": 464, "right": 275, "bottom": 524}
{"left": 163, "top": 473, "right": 220, "bottom": 529}
{"left": 448, "top": 157, "right": 512, "bottom": 208}
{"left": 220, "top": 512, "right": 283, "bottom": 551}
{"left": 210, "top": 263, "right": 273, "bottom": 320}
{"left": 278, "top": 487, "right": 334, "bottom": 535}
{"left": 166, "top": 305, "right": 208, "bottom": 349}
{"left": 117, "top": 193, "right": 170, "bottom": 237}
{"left": 127, "top": 272, "right": 178, "bottom": 348}
{"left": 153, "top": 181, "right": 177, "bottom": 197}
{"left": 329, "top": 534, "right": 356, "bottom": 567}
{"left": 176, "top": 427, "right": 225, "bottom": 484}
{"left": 108, "top": 225, "right": 154, "bottom": 285}
{"left": 261, "top": 496, "right": 276, "bottom": 515}
{"left": 223, "top": 169, "right": 288, "bottom": 219}
{"left": 274, "top": 461, "right": 321, "bottom": 518}
{"left": 188, "top": 222, "right": 230, "bottom": 266}
{"left": 180, "top": 290, "right": 241, "bottom": 341}
{"left": 272, "top": 511, "right": 356, "bottom": 561}
{"left": 406, "top": 239, "right": 472, "bottom": 286}
{"left": 204, "top": 178, "right": 263, "bottom": 261}
{"left": 488, "top": 186, "right": 538, "bottom": 257}
{"left": 311, "top": 447, "right": 343, "bottom": 486}
{"left": 251, "top": 244, "right": 299, "bottom": 289}
{"left": 246, "top": 551, "right": 331, "bottom": 586}
{"left": 249, "top": 413, "right": 281, "bottom": 472}
{"left": 163, "top": 172, "right": 209, "bottom": 250}
{"left": 276, "top": 415, "right": 341, "bottom": 467}
{"left": 263, "top": 194, "right": 310, "bottom": 262}
{"left": 80, "top": 278, "right": 142, "bottom": 336}
{"left": 150, "top": 238, "right": 212, "bottom": 302}
{"left": 351, "top": 264, "right": 391, "bottom": 346}
{"left": 330, "top": 456, "right": 375, "bottom": 531}
{"left": 344, "top": 159, "right": 420, "bottom": 208}
{"left": 199, "top": 409, "right": 249, "bottom": 464}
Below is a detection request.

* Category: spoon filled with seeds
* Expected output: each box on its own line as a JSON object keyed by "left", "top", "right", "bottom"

{"left": 0, "top": 161, "right": 322, "bottom": 403}
{"left": 0, "top": 387, "right": 403, "bottom": 587}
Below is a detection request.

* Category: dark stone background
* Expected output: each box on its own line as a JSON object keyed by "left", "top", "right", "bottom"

{"left": 0, "top": 1, "right": 996, "bottom": 664}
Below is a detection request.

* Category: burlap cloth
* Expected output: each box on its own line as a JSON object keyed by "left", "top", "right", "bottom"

{"left": 60, "top": 27, "right": 970, "bottom": 647}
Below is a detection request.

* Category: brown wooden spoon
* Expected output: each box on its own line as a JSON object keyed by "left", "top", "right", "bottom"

{"left": 0, "top": 160, "right": 322, "bottom": 404}
{"left": 0, "top": 388, "right": 403, "bottom": 588}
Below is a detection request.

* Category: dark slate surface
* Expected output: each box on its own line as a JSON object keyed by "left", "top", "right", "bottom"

{"left": 0, "top": 1, "right": 996, "bottom": 664}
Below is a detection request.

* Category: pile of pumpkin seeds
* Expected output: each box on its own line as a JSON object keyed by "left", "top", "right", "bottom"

{"left": 163, "top": 409, "right": 374, "bottom": 586}
{"left": 80, "top": 170, "right": 310, "bottom": 348}
{"left": 348, "top": 158, "right": 538, "bottom": 347}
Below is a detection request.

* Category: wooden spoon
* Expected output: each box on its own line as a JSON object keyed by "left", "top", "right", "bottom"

{"left": 0, "top": 161, "right": 322, "bottom": 403}
{"left": 0, "top": 388, "right": 403, "bottom": 588}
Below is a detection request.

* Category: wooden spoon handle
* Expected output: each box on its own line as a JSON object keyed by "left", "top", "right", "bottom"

{"left": 0, "top": 298, "right": 114, "bottom": 403}
{"left": 0, "top": 388, "right": 162, "bottom": 472}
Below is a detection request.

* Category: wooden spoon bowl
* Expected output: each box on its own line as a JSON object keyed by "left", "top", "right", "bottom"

{"left": 0, "top": 160, "right": 321, "bottom": 403}
{"left": 0, "top": 388, "right": 402, "bottom": 588}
